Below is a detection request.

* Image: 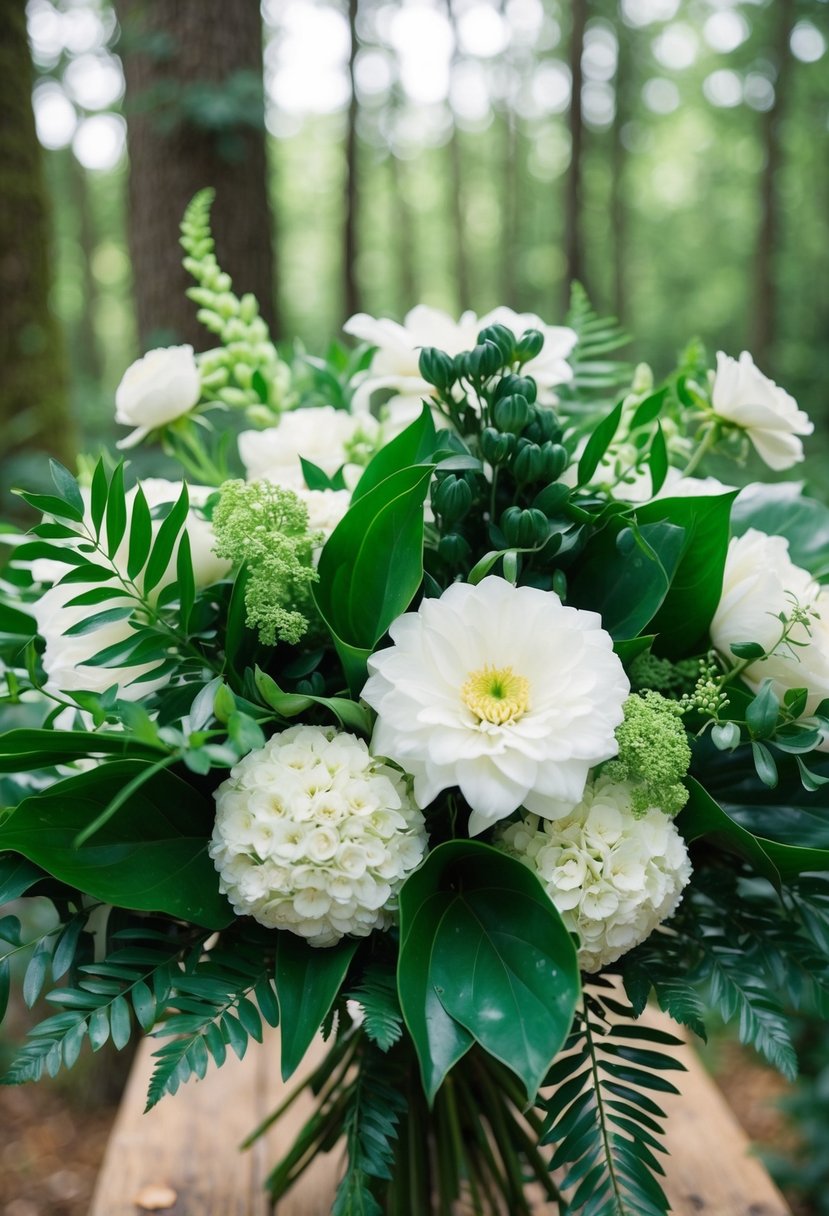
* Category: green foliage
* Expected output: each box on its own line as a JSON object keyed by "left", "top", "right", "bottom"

{"left": 332, "top": 1044, "right": 407, "bottom": 1216}
{"left": 4, "top": 926, "right": 199, "bottom": 1087}
{"left": 539, "top": 982, "right": 683, "bottom": 1216}
{"left": 211, "top": 479, "right": 318, "bottom": 646}
{"left": 731, "top": 482, "right": 829, "bottom": 579}
{"left": 274, "top": 932, "right": 358, "bottom": 1081}
{"left": 397, "top": 840, "right": 580, "bottom": 1103}
{"left": 180, "top": 189, "right": 288, "bottom": 415}
{"left": 603, "top": 691, "right": 691, "bottom": 817}
{"left": 563, "top": 284, "right": 631, "bottom": 403}
{"left": 0, "top": 760, "right": 232, "bottom": 928}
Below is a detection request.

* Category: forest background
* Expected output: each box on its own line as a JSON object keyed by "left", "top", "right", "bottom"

{"left": 2, "top": 0, "right": 828, "bottom": 508}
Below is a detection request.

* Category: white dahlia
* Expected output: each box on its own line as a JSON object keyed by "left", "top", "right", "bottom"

{"left": 361, "top": 576, "right": 630, "bottom": 836}
{"left": 210, "top": 725, "right": 428, "bottom": 947}
{"left": 497, "top": 777, "right": 692, "bottom": 971}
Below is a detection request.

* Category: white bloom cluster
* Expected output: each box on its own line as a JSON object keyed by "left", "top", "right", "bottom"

{"left": 210, "top": 725, "right": 428, "bottom": 947}
{"left": 238, "top": 406, "right": 378, "bottom": 491}
{"left": 115, "top": 345, "right": 201, "bottom": 449}
{"left": 498, "top": 776, "right": 692, "bottom": 972}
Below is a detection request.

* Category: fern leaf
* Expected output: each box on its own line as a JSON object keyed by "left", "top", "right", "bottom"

{"left": 347, "top": 965, "right": 403, "bottom": 1052}
{"left": 563, "top": 283, "right": 631, "bottom": 403}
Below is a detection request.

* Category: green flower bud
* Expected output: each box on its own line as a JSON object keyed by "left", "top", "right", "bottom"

{"left": 525, "top": 406, "right": 562, "bottom": 444}
{"left": 438, "top": 532, "right": 472, "bottom": 567}
{"left": 515, "top": 329, "right": 545, "bottom": 362}
{"left": 539, "top": 441, "right": 568, "bottom": 481}
{"left": 480, "top": 427, "right": 515, "bottom": 465}
{"left": 476, "top": 324, "right": 514, "bottom": 363}
{"left": 501, "top": 506, "right": 548, "bottom": 548}
{"left": 493, "top": 374, "right": 537, "bottom": 404}
{"left": 552, "top": 569, "right": 568, "bottom": 601}
{"left": 493, "top": 393, "right": 531, "bottom": 435}
{"left": 534, "top": 483, "right": 571, "bottom": 516}
{"left": 711, "top": 721, "right": 741, "bottom": 751}
{"left": 513, "top": 442, "right": 547, "bottom": 484}
{"left": 419, "top": 347, "right": 456, "bottom": 392}
{"left": 432, "top": 475, "right": 473, "bottom": 525}
{"left": 463, "top": 341, "right": 502, "bottom": 379}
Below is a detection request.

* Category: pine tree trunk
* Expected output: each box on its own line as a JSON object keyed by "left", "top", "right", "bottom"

{"left": 445, "top": 0, "right": 470, "bottom": 312}
{"left": 118, "top": 0, "right": 277, "bottom": 350}
{"left": 563, "top": 0, "right": 588, "bottom": 304}
{"left": 610, "top": 12, "right": 630, "bottom": 323}
{"left": 753, "top": 0, "right": 795, "bottom": 362}
{"left": 343, "top": 0, "right": 361, "bottom": 322}
{"left": 0, "top": 0, "right": 73, "bottom": 469}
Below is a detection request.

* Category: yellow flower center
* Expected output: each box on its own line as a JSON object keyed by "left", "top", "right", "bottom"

{"left": 461, "top": 665, "right": 530, "bottom": 726}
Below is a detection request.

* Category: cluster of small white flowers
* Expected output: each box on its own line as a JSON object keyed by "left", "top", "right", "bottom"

{"left": 210, "top": 725, "right": 428, "bottom": 947}
{"left": 497, "top": 776, "right": 691, "bottom": 972}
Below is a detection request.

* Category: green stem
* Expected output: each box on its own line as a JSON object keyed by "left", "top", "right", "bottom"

{"left": 474, "top": 1059, "right": 534, "bottom": 1216}
{"left": 72, "top": 752, "right": 180, "bottom": 845}
{"left": 682, "top": 420, "right": 720, "bottom": 478}
{"left": 582, "top": 1003, "right": 626, "bottom": 1215}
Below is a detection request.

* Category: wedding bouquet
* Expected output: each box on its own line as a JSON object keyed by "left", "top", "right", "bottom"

{"left": 2, "top": 188, "right": 829, "bottom": 1216}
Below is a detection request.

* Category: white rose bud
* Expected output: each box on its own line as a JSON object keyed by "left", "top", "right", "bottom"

{"left": 115, "top": 345, "right": 201, "bottom": 449}
{"left": 710, "top": 351, "right": 813, "bottom": 471}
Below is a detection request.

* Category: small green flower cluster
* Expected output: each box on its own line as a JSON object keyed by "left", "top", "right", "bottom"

{"left": 180, "top": 189, "right": 289, "bottom": 416}
{"left": 212, "top": 480, "right": 319, "bottom": 646}
{"left": 629, "top": 651, "right": 700, "bottom": 698}
{"left": 679, "top": 658, "right": 731, "bottom": 718}
{"left": 603, "top": 690, "right": 691, "bottom": 818}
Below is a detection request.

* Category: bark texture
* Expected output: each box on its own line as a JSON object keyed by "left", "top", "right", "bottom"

{"left": 0, "top": 0, "right": 73, "bottom": 466}
{"left": 563, "top": 0, "right": 588, "bottom": 303}
{"left": 119, "top": 0, "right": 277, "bottom": 349}
{"left": 343, "top": 0, "right": 361, "bottom": 322}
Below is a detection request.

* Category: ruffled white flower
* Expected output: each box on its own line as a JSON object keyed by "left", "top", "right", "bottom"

{"left": 711, "top": 351, "right": 813, "bottom": 471}
{"left": 710, "top": 528, "right": 829, "bottom": 714}
{"left": 497, "top": 776, "right": 692, "bottom": 971}
{"left": 31, "top": 478, "right": 229, "bottom": 701}
{"left": 362, "top": 576, "right": 629, "bottom": 836}
{"left": 238, "top": 406, "right": 378, "bottom": 491}
{"left": 344, "top": 304, "right": 576, "bottom": 430}
{"left": 115, "top": 345, "right": 201, "bottom": 449}
{"left": 210, "top": 725, "right": 428, "bottom": 947}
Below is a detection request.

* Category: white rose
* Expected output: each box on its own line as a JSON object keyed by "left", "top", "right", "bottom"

{"left": 344, "top": 304, "right": 576, "bottom": 432}
{"left": 711, "top": 351, "right": 813, "bottom": 471}
{"left": 711, "top": 528, "right": 829, "bottom": 714}
{"left": 115, "top": 345, "right": 201, "bottom": 449}
{"left": 238, "top": 406, "right": 376, "bottom": 490}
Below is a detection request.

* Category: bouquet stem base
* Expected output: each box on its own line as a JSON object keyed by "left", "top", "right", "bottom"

{"left": 90, "top": 1018, "right": 791, "bottom": 1216}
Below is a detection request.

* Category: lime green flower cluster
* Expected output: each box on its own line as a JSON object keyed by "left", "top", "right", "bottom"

{"left": 212, "top": 481, "right": 319, "bottom": 646}
{"left": 603, "top": 691, "right": 691, "bottom": 817}
{"left": 629, "top": 651, "right": 700, "bottom": 698}
{"left": 180, "top": 189, "right": 289, "bottom": 417}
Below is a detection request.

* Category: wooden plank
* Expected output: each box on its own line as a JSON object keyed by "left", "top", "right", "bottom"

{"left": 91, "top": 1014, "right": 792, "bottom": 1215}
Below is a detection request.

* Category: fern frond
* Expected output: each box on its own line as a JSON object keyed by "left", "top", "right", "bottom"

{"left": 347, "top": 965, "right": 403, "bottom": 1052}
{"left": 332, "top": 1042, "right": 406, "bottom": 1216}
{"left": 562, "top": 282, "right": 631, "bottom": 404}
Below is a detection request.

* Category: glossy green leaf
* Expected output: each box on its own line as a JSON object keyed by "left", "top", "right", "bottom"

{"left": 143, "top": 484, "right": 190, "bottom": 594}
{"left": 315, "top": 464, "right": 433, "bottom": 688}
{"left": 127, "top": 486, "right": 153, "bottom": 580}
{"left": 633, "top": 492, "right": 738, "bottom": 656}
{"left": 648, "top": 422, "right": 668, "bottom": 496}
{"left": 90, "top": 459, "right": 108, "bottom": 537}
{"left": 577, "top": 398, "right": 624, "bottom": 486}
{"left": 105, "top": 463, "right": 127, "bottom": 558}
{"left": 254, "top": 667, "right": 372, "bottom": 735}
{"left": 351, "top": 404, "right": 437, "bottom": 502}
{"left": 17, "top": 491, "right": 84, "bottom": 522}
{"left": 49, "top": 459, "right": 85, "bottom": 518}
{"left": 0, "top": 761, "right": 232, "bottom": 929}
{"left": 62, "top": 607, "right": 134, "bottom": 637}
{"left": 0, "top": 728, "right": 164, "bottom": 772}
{"left": 176, "top": 532, "right": 195, "bottom": 632}
{"left": 0, "top": 855, "right": 42, "bottom": 902}
{"left": 732, "top": 483, "right": 829, "bottom": 576}
{"left": 274, "top": 932, "right": 357, "bottom": 1081}
{"left": 397, "top": 841, "right": 580, "bottom": 1103}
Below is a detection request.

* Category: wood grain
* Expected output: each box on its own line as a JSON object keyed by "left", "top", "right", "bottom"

{"left": 90, "top": 1015, "right": 792, "bottom": 1216}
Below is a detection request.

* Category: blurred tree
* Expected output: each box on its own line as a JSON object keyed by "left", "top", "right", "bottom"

{"left": 445, "top": 0, "right": 470, "bottom": 312}
{"left": 753, "top": 0, "right": 796, "bottom": 362}
{"left": 0, "top": 0, "right": 72, "bottom": 468}
{"left": 344, "top": 0, "right": 361, "bottom": 320}
{"left": 117, "top": 0, "right": 278, "bottom": 348}
{"left": 564, "top": 0, "right": 588, "bottom": 304}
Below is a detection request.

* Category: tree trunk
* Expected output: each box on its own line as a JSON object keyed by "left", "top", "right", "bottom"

{"left": 68, "top": 151, "right": 103, "bottom": 385}
{"left": 389, "top": 150, "right": 417, "bottom": 314}
{"left": 343, "top": 0, "right": 361, "bottom": 322}
{"left": 118, "top": 0, "right": 277, "bottom": 350}
{"left": 563, "top": 0, "right": 588, "bottom": 304}
{"left": 0, "top": 0, "right": 73, "bottom": 469}
{"left": 610, "top": 12, "right": 630, "bottom": 323}
{"left": 445, "top": 0, "right": 470, "bottom": 312}
{"left": 752, "top": 0, "right": 795, "bottom": 362}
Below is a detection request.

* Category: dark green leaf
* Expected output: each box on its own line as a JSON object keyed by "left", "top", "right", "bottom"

{"left": 143, "top": 484, "right": 190, "bottom": 594}
{"left": 90, "top": 459, "right": 108, "bottom": 537}
{"left": 127, "top": 486, "right": 153, "bottom": 580}
{"left": 50, "top": 459, "right": 85, "bottom": 517}
{"left": 105, "top": 463, "right": 127, "bottom": 558}
{"left": 648, "top": 422, "right": 668, "bottom": 497}
{"left": 274, "top": 933, "right": 357, "bottom": 1081}
{"left": 351, "top": 405, "right": 438, "bottom": 502}
{"left": 577, "top": 398, "right": 624, "bottom": 486}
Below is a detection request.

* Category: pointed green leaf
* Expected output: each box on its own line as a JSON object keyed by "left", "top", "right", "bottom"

{"left": 274, "top": 933, "right": 357, "bottom": 1081}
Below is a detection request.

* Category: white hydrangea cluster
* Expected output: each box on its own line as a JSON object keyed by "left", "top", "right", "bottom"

{"left": 210, "top": 725, "right": 428, "bottom": 947}
{"left": 497, "top": 776, "right": 692, "bottom": 972}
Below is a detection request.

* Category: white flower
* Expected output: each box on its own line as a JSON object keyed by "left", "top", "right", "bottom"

{"left": 344, "top": 304, "right": 576, "bottom": 430}
{"left": 710, "top": 351, "right": 813, "bottom": 471}
{"left": 497, "top": 776, "right": 692, "bottom": 971}
{"left": 710, "top": 528, "right": 829, "bottom": 714}
{"left": 238, "top": 406, "right": 378, "bottom": 491}
{"left": 115, "top": 345, "right": 201, "bottom": 449}
{"left": 362, "top": 576, "right": 630, "bottom": 836}
{"left": 31, "top": 478, "right": 229, "bottom": 701}
{"left": 210, "top": 725, "right": 428, "bottom": 947}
